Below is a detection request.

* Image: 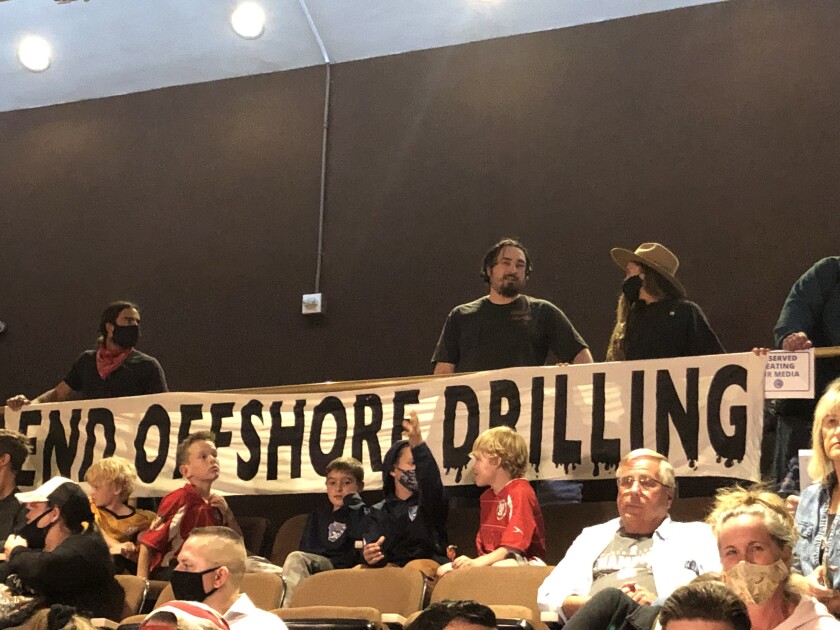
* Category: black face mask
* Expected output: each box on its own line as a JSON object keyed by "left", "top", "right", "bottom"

{"left": 621, "top": 275, "right": 643, "bottom": 303}
{"left": 17, "top": 509, "right": 53, "bottom": 550}
{"left": 112, "top": 324, "right": 140, "bottom": 348}
{"left": 170, "top": 567, "right": 220, "bottom": 602}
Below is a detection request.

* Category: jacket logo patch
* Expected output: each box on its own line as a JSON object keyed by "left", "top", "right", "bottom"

{"left": 328, "top": 521, "right": 347, "bottom": 542}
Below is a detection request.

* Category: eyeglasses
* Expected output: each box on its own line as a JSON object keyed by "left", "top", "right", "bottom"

{"left": 617, "top": 475, "right": 668, "bottom": 491}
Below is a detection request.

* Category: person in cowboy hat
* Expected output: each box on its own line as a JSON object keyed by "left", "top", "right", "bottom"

{"left": 606, "top": 242, "right": 724, "bottom": 362}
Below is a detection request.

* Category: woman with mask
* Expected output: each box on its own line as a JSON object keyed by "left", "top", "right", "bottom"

{"left": 606, "top": 242, "right": 724, "bottom": 361}
{"left": 563, "top": 486, "right": 840, "bottom": 629}
{"left": 793, "top": 378, "right": 840, "bottom": 614}
{"left": 0, "top": 477, "right": 124, "bottom": 625}
{"left": 708, "top": 485, "right": 840, "bottom": 629}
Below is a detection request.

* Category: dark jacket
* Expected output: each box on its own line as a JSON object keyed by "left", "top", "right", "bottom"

{"left": 299, "top": 492, "right": 367, "bottom": 569}
{"left": 3, "top": 530, "right": 124, "bottom": 620}
{"left": 363, "top": 441, "right": 448, "bottom": 566}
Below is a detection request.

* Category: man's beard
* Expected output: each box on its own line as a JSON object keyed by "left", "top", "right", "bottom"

{"left": 498, "top": 279, "right": 522, "bottom": 298}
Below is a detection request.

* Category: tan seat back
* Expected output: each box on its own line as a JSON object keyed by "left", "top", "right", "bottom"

{"left": 291, "top": 567, "right": 426, "bottom": 618}
{"left": 432, "top": 565, "right": 555, "bottom": 622}
{"left": 270, "top": 513, "right": 309, "bottom": 566}
{"left": 115, "top": 575, "right": 149, "bottom": 620}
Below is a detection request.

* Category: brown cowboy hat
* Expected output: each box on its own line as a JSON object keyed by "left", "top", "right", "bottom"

{"left": 610, "top": 242, "right": 686, "bottom": 297}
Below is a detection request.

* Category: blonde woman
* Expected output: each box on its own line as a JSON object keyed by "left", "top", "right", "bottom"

{"left": 794, "top": 378, "right": 840, "bottom": 614}
{"left": 708, "top": 486, "right": 839, "bottom": 629}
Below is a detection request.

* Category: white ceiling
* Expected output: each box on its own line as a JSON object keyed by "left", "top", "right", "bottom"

{"left": 0, "top": 0, "right": 726, "bottom": 113}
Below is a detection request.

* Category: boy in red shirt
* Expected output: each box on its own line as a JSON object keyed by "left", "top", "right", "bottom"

{"left": 437, "top": 426, "right": 546, "bottom": 576}
{"left": 137, "top": 431, "right": 241, "bottom": 578}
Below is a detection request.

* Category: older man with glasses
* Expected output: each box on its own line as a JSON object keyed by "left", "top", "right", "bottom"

{"left": 537, "top": 449, "right": 720, "bottom": 624}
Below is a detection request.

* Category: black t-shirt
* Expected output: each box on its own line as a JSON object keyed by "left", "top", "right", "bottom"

{"left": 64, "top": 349, "right": 168, "bottom": 399}
{"left": 624, "top": 298, "right": 724, "bottom": 361}
{"left": 432, "top": 295, "right": 588, "bottom": 371}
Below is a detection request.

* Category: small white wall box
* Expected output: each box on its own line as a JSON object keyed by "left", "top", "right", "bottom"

{"left": 302, "top": 293, "right": 324, "bottom": 315}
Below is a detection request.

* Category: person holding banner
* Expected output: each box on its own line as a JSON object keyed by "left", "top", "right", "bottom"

{"left": 5, "top": 300, "right": 168, "bottom": 411}
{"left": 770, "top": 257, "right": 840, "bottom": 489}
{"left": 361, "top": 411, "right": 448, "bottom": 576}
{"left": 793, "top": 377, "right": 840, "bottom": 614}
{"left": 431, "top": 237, "right": 592, "bottom": 373}
{"left": 607, "top": 242, "right": 724, "bottom": 362}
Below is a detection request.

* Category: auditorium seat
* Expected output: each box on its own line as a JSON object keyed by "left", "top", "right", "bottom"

{"left": 270, "top": 513, "right": 309, "bottom": 566}
{"left": 239, "top": 515, "right": 272, "bottom": 556}
{"left": 114, "top": 575, "right": 149, "bottom": 620}
{"left": 430, "top": 565, "right": 555, "bottom": 630}
{"left": 281, "top": 566, "right": 426, "bottom": 628}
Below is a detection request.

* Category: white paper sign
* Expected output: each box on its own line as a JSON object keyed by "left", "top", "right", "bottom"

{"left": 764, "top": 349, "right": 815, "bottom": 399}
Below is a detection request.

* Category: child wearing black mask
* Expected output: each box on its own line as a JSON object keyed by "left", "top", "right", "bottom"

{"left": 361, "top": 411, "right": 448, "bottom": 579}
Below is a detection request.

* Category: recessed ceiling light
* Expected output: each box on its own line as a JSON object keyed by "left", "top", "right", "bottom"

{"left": 231, "top": 2, "right": 266, "bottom": 39}
{"left": 18, "top": 35, "right": 51, "bottom": 72}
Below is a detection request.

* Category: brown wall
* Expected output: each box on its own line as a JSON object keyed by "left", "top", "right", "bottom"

{"left": 1, "top": 0, "right": 838, "bottom": 402}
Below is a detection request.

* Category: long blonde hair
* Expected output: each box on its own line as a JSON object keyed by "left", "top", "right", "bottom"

{"left": 807, "top": 378, "right": 840, "bottom": 485}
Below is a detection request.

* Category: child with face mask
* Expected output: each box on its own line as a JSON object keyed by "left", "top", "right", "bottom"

{"left": 361, "top": 411, "right": 448, "bottom": 578}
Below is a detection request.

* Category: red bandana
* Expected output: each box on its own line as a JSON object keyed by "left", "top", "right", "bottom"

{"left": 96, "top": 345, "right": 131, "bottom": 380}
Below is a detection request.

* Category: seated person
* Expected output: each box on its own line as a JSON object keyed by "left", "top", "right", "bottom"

{"left": 562, "top": 576, "right": 749, "bottom": 630}
{"left": 793, "top": 377, "right": 840, "bottom": 614}
{"left": 141, "top": 601, "right": 231, "bottom": 630}
{"left": 168, "top": 526, "right": 286, "bottom": 629}
{"left": 85, "top": 456, "right": 155, "bottom": 573}
{"left": 659, "top": 581, "right": 751, "bottom": 630}
{"left": 405, "top": 600, "right": 496, "bottom": 630}
{"left": 362, "top": 412, "right": 448, "bottom": 577}
{"left": 710, "top": 486, "right": 840, "bottom": 630}
{"left": 537, "top": 448, "right": 720, "bottom": 623}
{"left": 0, "top": 477, "right": 124, "bottom": 623}
{"left": 138, "top": 431, "right": 241, "bottom": 579}
{"left": 0, "top": 429, "right": 30, "bottom": 541}
{"left": 438, "top": 426, "right": 545, "bottom": 576}
{"left": 281, "top": 456, "right": 367, "bottom": 606}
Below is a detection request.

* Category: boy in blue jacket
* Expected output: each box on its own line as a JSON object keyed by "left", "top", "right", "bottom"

{"left": 281, "top": 457, "right": 367, "bottom": 606}
{"left": 362, "top": 411, "right": 448, "bottom": 578}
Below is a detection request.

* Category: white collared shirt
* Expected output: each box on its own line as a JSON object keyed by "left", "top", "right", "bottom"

{"left": 224, "top": 593, "right": 287, "bottom": 630}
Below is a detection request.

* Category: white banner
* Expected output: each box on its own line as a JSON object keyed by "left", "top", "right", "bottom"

{"left": 1, "top": 353, "right": 766, "bottom": 496}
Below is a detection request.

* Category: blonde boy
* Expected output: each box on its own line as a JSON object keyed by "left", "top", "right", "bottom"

{"left": 281, "top": 457, "right": 367, "bottom": 606}
{"left": 137, "top": 431, "right": 241, "bottom": 578}
{"left": 85, "top": 456, "right": 155, "bottom": 569}
{"left": 438, "top": 426, "right": 545, "bottom": 576}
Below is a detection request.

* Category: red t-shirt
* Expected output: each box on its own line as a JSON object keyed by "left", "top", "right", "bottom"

{"left": 139, "top": 483, "right": 223, "bottom": 572}
{"left": 476, "top": 478, "right": 546, "bottom": 561}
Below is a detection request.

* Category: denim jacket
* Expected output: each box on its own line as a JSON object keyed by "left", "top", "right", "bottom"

{"left": 794, "top": 475, "right": 840, "bottom": 589}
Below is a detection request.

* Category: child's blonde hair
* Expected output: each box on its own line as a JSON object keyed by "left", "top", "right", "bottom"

{"left": 85, "top": 456, "right": 137, "bottom": 502}
{"left": 471, "top": 426, "right": 528, "bottom": 479}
